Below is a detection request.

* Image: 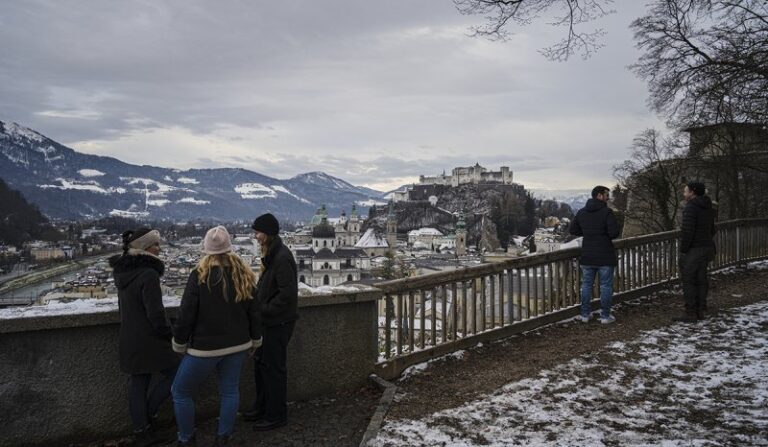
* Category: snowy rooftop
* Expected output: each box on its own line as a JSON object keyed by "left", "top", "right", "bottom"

{"left": 355, "top": 228, "right": 389, "bottom": 248}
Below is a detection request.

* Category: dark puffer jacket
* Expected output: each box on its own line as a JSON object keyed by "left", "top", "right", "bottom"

{"left": 680, "top": 195, "right": 717, "bottom": 254}
{"left": 110, "top": 253, "right": 178, "bottom": 374}
{"left": 257, "top": 237, "right": 299, "bottom": 327}
{"left": 569, "top": 198, "right": 620, "bottom": 266}
{"left": 173, "top": 267, "right": 262, "bottom": 355}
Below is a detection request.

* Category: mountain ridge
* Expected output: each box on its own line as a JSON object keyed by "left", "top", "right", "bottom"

{"left": 0, "top": 121, "right": 384, "bottom": 222}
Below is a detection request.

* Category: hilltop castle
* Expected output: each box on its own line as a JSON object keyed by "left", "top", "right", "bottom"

{"left": 418, "top": 163, "right": 513, "bottom": 187}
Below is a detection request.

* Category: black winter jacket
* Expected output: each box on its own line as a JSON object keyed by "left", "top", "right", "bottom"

{"left": 680, "top": 195, "right": 717, "bottom": 254}
{"left": 173, "top": 267, "right": 262, "bottom": 356}
{"left": 257, "top": 237, "right": 299, "bottom": 327}
{"left": 110, "top": 253, "right": 178, "bottom": 374}
{"left": 569, "top": 198, "right": 620, "bottom": 266}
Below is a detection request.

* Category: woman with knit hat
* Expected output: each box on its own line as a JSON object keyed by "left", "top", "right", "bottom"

{"left": 171, "top": 225, "right": 262, "bottom": 446}
{"left": 109, "top": 228, "right": 178, "bottom": 447}
{"left": 243, "top": 213, "right": 298, "bottom": 431}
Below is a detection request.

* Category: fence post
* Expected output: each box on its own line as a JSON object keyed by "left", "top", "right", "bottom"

{"left": 736, "top": 225, "right": 744, "bottom": 267}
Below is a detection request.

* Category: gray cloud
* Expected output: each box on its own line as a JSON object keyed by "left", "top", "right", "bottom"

{"left": 0, "top": 1, "right": 664, "bottom": 190}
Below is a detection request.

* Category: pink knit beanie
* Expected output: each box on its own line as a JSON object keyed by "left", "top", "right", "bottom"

{"left": 203, "top": 226, "right": 232, "bottom": 255}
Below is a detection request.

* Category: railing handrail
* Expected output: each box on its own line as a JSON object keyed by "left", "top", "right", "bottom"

{"left": 375, "top": 218, "right": 768, "bottom": 294}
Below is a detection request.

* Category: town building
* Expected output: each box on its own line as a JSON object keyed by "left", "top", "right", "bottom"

{"left": 419, "top": 163, "right": 513, "bottom": 187}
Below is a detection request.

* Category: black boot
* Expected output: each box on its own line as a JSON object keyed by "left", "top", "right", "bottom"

{"left": 241, "top": 408, "right": 264, "bottom": 422}
{"left": 672, "top": 313, "right": 698, "bottom": 323}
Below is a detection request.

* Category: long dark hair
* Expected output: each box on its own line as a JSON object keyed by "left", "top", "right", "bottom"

{"left": 120, "top": 228, "right": 152, "bottom": 255}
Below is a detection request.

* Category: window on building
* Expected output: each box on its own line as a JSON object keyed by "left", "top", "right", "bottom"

{"left": 324, "top": 240, "right": 327, "bottom": 247}
{"left": 315, "top": 240, "right": 318, "bottom": 247}
{"left": 323, "top": 275, "right": 330, "bottom": 285}
{"left": 346, "top": 259, "right": 352, "bottom": 267}
{"left": 299, "top": 259, "right": 305, "bottom": 269}
{"left": 323, "top": 262, "right": 329, "bottom": 269}
{"left": 347, "top": 274, "right": 353, "bottom": 282}
{"left": 299, "top": 275, "right": 305, "bottom": 283}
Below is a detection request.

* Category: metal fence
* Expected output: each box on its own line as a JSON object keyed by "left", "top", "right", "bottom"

{"left": 374, "top": 218, "right": 768, "bottom": 379}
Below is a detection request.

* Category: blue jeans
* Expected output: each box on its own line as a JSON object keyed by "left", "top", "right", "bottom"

{"left": 580, "top": 265, "right": 614, "bottom": 319}
{"left": 171, "top": 351, "right": 247, "bottom": 441}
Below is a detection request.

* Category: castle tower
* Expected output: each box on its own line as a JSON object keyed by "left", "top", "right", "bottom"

{"left": 386, "top": 201, "right": 397, "bottom": 253}
{"left": 455, "top": 211, "right": 467, "bottom": 257}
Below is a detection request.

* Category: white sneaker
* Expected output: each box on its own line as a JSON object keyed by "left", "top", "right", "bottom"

{"left": 600, "top": 315, "right": 616, "bottom": 325}
{"left": 578, "top": 315, "right": 590, "bottom": 323}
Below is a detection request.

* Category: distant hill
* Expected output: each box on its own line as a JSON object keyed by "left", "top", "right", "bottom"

{"left": 0, "top": 178, "right": 63, "bottom": 247}
{"left": 0, "top": 121, "right": 384, "bottom": 222}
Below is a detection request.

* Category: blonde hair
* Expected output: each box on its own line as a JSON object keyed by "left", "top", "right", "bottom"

{"left": 197, "top": 252, "right": 257, "bottom": 303}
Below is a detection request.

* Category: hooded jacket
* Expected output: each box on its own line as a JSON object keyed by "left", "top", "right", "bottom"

{"left": 680, "top": 195, "right": 717, "bottom": 254}
{"left": 110, "top": 253, "right": 178, "bottom": 374}
{"left": 569, "top": 198, "right": 620, "bottom": 266}
{"left": 256, "top": 236, "right": 299, "bottom": 327}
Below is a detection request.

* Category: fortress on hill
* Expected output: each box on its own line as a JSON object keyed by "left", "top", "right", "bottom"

{"left": 418, "top": 163, "right": 513, "bottom": 187}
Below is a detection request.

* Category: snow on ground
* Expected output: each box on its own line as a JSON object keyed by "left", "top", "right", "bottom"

{"left": 78, "top": 169, "right": 105, "bottom": 177}
{"left": 372, "top": 301, "right": 768, "bottom": 446}
{"left": 234, "top": 182, "right": 277, "bottom": 200}
{"left": 176, "top": 176, "right": 199, "bottom": 184}
{"left": 177, "top": 197, "right": 210, "bottom": 205}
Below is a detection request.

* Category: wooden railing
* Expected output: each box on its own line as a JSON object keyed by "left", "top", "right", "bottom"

{"left": 373, "top": 218, "right": 768, "bottom": 379}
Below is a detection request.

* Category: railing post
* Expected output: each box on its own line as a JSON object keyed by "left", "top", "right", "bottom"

{"left": 736, "top": 225, "right": 743, "bottom": 266}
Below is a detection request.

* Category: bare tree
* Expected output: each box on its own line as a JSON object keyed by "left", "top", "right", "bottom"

{"left": 454, "top": 0, "right": 615, "bottom": 60}
{"left": 631, "top": 0, "right": 768, "bottom": 126}
{"left": 614, "top": 129, "right": 688, "bottom": 235}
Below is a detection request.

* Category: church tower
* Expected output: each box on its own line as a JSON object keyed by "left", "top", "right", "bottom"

{"left": 348, "top": 204, "right": 361, "bottom": 245}
{"left": 455, "top": 211, "right": 467, "bottom": 257}
{"left": 386, "top": 201, "right": 397, "bottom": 253}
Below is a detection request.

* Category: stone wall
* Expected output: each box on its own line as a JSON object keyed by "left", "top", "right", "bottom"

{"left": 0, "top": 290, "right": 380, "bottom": 446}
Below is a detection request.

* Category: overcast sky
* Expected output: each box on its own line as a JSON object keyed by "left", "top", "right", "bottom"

{"left": 0, "top": 1, "right": 666, "bottom": 192}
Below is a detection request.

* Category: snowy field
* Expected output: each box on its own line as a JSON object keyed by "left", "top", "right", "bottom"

{"left": 372, "top": 301, "right": 768, "bottom": 446}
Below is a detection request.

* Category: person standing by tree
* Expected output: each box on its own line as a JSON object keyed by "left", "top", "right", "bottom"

{"left": 243, "top": 213, "right": 298, "bottom": 431}
{"left": 569, "top": 186, "right": 621, "bottom": 324}
{"left": 674, "top": 181, "right": 717, "bottom": 322}
{"left": 110, "top": 228, "right": 177, "bottom": 447}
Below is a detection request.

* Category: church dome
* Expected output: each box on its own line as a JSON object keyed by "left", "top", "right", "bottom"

{"left": 312, "top": 218, "right": 336, "bottom": 238}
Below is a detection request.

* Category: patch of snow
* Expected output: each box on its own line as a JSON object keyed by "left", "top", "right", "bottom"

{"left": 78, "top": 169, "right": 105, "bottom": 177}
{"left": 234, "top": 183, "right": 277, "bottom": 200}
{"left": 177, "top": 197, "right": 210, "bottom": 205}
{"left": 0, "top": 296, "right": 180, "bottom": 319}
{"left": 176, "top": 177, "right": 199, "bottom": 185}
{"left": 38, "top": 178, "right": 124, "bottom": 195}
{"left": 2, "top": 122, "right": 45, "bottom": 142}
{"left": 120, "top": 177, "right": 187, "bottom": 194}
{"left": 109, "top": 209, "right": 150, "bottom": 219}
{"left": 298, "top": 283, "right": 376, "bottom": 296}
{"left": 146, "top": 199, "right": 171, "bottom": 207}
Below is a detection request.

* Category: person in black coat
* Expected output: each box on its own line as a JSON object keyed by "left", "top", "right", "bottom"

{"left": 674, "top": 181, "right": 717, "bottom": 322}
{"left": 109, "top": 228, "right": 178, "bottom": 447}
{"left": 569, "top": 186, "right": 621, "bottom": 324}
{"left": 171, "top": 225, "right": 262, "bottom": 446}
{"left": 243, "top": 213, "right": 298, "bottom": 431}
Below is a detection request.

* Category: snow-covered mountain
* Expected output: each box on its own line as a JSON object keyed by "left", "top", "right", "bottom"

{"left": 0, "top": 121, "right": 384, "bottom": 221}
{"left": 531, "top": 189, "right": 592, "bottom": 213}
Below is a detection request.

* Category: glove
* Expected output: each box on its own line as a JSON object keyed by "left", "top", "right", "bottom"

{"left": 172, "top": 338, "right": 188, "bottom": 354}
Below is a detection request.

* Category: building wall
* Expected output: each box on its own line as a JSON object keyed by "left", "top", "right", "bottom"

{"left": 0, "top": 291, "right": 380, "bottom": 446}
